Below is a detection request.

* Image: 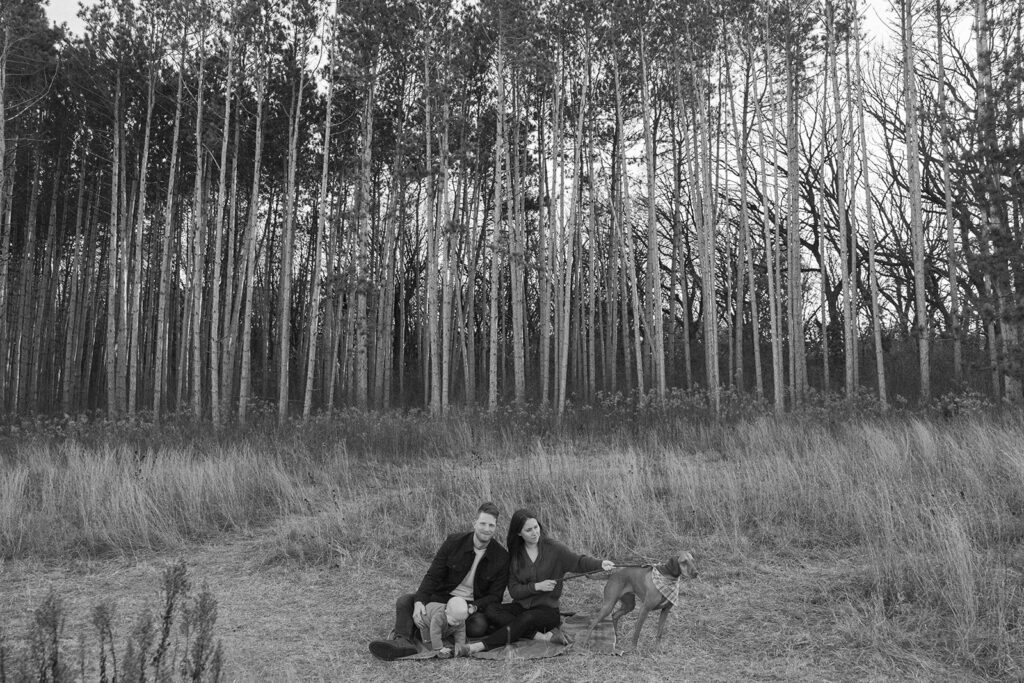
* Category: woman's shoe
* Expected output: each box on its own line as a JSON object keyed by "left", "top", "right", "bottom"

{"left": 549, "top": 627, "right": 571, "bottom": 646}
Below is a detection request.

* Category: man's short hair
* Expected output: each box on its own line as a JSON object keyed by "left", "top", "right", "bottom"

{"left": 477, "top": 502, "right": 500, "bottom": 519}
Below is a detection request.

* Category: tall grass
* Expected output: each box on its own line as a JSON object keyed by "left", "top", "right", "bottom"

{"left": 2, "top": 404, "right": 1022, "bottom": 674}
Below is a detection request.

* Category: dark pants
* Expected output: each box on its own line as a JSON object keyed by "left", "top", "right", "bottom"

{"left": 478, "top": 603, "right": 560, "bottom": 650}
{"left": 393, "top": 593, "right": 489, "bottom": 639}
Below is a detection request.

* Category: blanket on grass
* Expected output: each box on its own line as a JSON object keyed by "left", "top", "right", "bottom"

{"left": 400, "top": 614, "right": 619, "bottom": 661}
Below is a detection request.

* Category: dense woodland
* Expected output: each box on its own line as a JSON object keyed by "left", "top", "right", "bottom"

{"left": 0, "top": 0, "right": 1022, "bottom": 423}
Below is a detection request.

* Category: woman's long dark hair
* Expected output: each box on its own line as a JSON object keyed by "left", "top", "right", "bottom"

{"left": 506, "top": 508, "right": 545, "bottom": 565}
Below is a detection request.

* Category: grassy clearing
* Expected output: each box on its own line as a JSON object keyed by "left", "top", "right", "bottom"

{"left": 1, "top": 402, "right": 1023, "bottom": 677}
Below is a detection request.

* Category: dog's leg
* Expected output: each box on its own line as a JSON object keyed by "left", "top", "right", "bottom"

{"left": 653, "top": 605, "right": 672, "bottom": 651}
{"left": 610, "top": 592, "right": 636, "bottom": 639}
{"left": 586, "top": 582, "right": 630, "bottom": 646}
{"left": 631, "top": 603, "right": 651, "bottom": 650}
{"left": 584, "top": 599, "right": 618, "bottom": 645}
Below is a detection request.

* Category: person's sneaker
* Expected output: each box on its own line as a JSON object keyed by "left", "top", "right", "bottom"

{"left": 368, "top": 636, "right": 417, "bottom": 661}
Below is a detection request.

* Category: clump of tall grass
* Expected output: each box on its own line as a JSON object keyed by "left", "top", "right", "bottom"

{"left": 0, "top": 441, "right": 304, "bottom": 559}
{"left": 0, "top": 560, "right": 223, "bottom": 682}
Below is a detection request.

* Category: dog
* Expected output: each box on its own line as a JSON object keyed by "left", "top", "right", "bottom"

{"left": 584, "top": 552, "right": 698, "bottom": 651}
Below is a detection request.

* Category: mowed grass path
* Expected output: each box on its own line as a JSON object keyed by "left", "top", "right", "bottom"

{"left": 1, "top": 406, "right": 1022, "bottom": 680}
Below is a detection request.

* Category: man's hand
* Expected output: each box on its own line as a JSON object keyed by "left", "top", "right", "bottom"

{"left": 535, "top": 579, "right": 557, "bottom": 592}
{"left": 412, "top": 601, "right": 427, "bottom": 629}
{"left": 601, "top": 560, "right": 616, "bottom": 571}
{"left": 438, "top": 647, "right": 452, "bottom": 659}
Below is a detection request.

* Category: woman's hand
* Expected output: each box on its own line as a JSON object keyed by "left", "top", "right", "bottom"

{"left": 601, "top": 560, "right": 615, "bottom": 571}
{"left": 535, "top": 579, "right": 557, "bottom": 592}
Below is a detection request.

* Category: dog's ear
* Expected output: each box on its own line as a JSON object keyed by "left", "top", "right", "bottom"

{"left": 666, "top": 556, "right": 682, "bottom": 577}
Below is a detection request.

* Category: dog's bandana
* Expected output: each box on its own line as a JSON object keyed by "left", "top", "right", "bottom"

{"left": 651, "top": 567, "right": 680, "bottom": 606}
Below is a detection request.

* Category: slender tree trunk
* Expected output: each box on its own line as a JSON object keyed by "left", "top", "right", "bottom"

{"left": 826, "top": 0, "right": 854, "bottom": 396}
{"left": 509, "top": 76, "right": 526, "bottom": 406}
{"left": 154, "top": 58, "right": 184, "bottom": 421}
{"left": 238, "top": 70, "right": 266, "bottom": 424}
{"left": 440, "top": 93, "right": 454, "bottom": 412}
{"left": 488, "top": 37, "right": 505, "bottom": 412}
{"left": 640, "top": 36, "right": 665, "bottom": 399}
{"left": 209, "top": 41, "right": 234, "bottom": 425}
{"left": 61, "top": 169, "right": 89, "bottom": 413}
{"left": 353, "top": 52, "right": 376, "bottom": 410}
{"left": 936, "top": 0, "right": 962, "bottom": 385}
{"left": 903, "top": 0, "right": 929, "bottom": 404}
{"left": 221, "top": 110, "right": 243, "bottom": 412}
{"left": 423, "top": 34, "right": 441, "bottom": 414}
{"left": 854, "top": 10, "right": 887, "bottom": 407}
{"left": 277, "top": 62, "right": 306, "bottom": 421}
{"left": 696, "top": 68, "right": 719, "bottom": 414}
{"left": 106, "top": 77, "right": 123, "bottom": 417}
{"left": 785, "top": 44, "right": 807, "bottom": 404}
{"left": 128, "top": 66, "right": 156, "bottom": 419}
{"left": 303, "top": 36, "right": 333, "bottom": 419}
{"left": 537, "top": 94, "right": 552, "bottom": 404}
{"left": 0, "top": 30, "right": 9, "bottom": 407}
{"left": 613, "top": 60, "right": 645, "bottom": 395}
{"left": 189, "top": 48, "right": 208, "bottom": 418}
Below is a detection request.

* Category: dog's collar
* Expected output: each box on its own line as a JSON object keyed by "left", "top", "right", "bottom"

{"left": 651, "top": 567, "right": 680, "bottom": 606}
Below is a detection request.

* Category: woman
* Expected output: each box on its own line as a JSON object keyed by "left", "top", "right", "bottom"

{"left": 457, "top": 508, "right": 614, "bottom": 655}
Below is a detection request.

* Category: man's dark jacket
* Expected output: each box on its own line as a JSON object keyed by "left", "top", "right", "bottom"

{"left": 413, "top": 531, "right": 509, "bottom": 609}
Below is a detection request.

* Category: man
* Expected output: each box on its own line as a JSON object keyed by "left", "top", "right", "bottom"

{"left": 369, "top": 501, "right": 509, "bottom": 661}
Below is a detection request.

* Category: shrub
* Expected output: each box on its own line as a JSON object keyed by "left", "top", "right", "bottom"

{"left": 0, "top": 561, "right": 223, "bottom": 683}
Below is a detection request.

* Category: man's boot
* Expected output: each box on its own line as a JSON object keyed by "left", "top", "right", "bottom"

{"left": 368, "top": 634, "right": 418, "bottom": 661}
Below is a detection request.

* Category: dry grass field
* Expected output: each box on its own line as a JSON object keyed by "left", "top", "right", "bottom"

{"left": 1, "top": 400, "right": 1023, "bottom": 681}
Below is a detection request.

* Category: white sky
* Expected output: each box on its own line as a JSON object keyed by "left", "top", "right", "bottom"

{"left": 47, "top": 0, "right": 898, "bottom": 45}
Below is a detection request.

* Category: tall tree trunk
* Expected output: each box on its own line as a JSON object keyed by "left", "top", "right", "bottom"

{"left": 238, "top": 70, "right": 266, "bottom": 424}
{"left": 904, "top": 0, "right": 929, "bottom": 404}
{"left": 128, "top": 66, "right": 156, "bottom": 419}
{"left": 974, "top": 0, "right": 1010, "bottom": 400}
{"left": 613, "top": 60, "right": 645, "bottom": 395}
{"left": 640, "top": 35, "right": 665, "bottom": 399}
{"left": 854, "top": 7, "right": 887, "bottom": 407}
{"left": 277, "top": 62, "right": 306, "bottom": 421}
{"left": 221, "top": 98, "right": 243, "bottom": 413}
{"left": 209, "top": 41, "right": 234, "bottom": 425}
{"left": 509, "top": 75, "right": 526, "bottom": 406}
{"left": 61, "top": 169, "right": 89, "bottom": 412}
{"left": 440, "top": 92, "right": 454, "bottom": 412}
{"left": 785, "top": 44, "right": 807, "bottom": 405}
{"left": 353, "top": 53, "right": 376, "bottom": 410}
{"left": 106, "top": 77, "right": 123, "bottom": 417}
{"left": 537, "top": 94, "right": 552, "bottom": 404}
{"left": 189, "top": 49, "right": 208, "bottom": 418}
{"left": 0, "top": 29, "right": 9, "bottom": 407}
{"left": 303, "top": 37, "right": 333, "bottom": 419}
{"left": 488, "top": 37, "right": 505, "bottom": 412}
{"left": 936, "top": 0, "right": 962, "bottom": 385}
{"left": 696, "top": 68, "right": 719, "bottom": 414}
{"left": 826, "top": 0, "right": 853, "bottom": 396}
{"left": 731, "top": 51, "right": 763, "bottom": 399}
{"left": 423, "top": 36, "right": 440, "bottom": 415}
{"left": 154, "top": 58, "right": 185, "bottom": 421}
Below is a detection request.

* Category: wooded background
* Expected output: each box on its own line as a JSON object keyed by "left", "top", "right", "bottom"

{"left": 1, "top": 0, "right": 1022, "bottom": 423}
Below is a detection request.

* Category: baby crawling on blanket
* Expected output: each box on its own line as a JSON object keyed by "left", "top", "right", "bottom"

{"left": 419, "top": 596, "right": 470, "bottom": 657}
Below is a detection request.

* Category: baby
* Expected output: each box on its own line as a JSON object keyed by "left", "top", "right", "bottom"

{"left": 419, "top": 596, "right": 469, "bottom": 657}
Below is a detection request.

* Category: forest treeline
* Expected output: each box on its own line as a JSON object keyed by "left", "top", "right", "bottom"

{"left": 0, "top": 0, "right": 1022, "bottom": 423}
